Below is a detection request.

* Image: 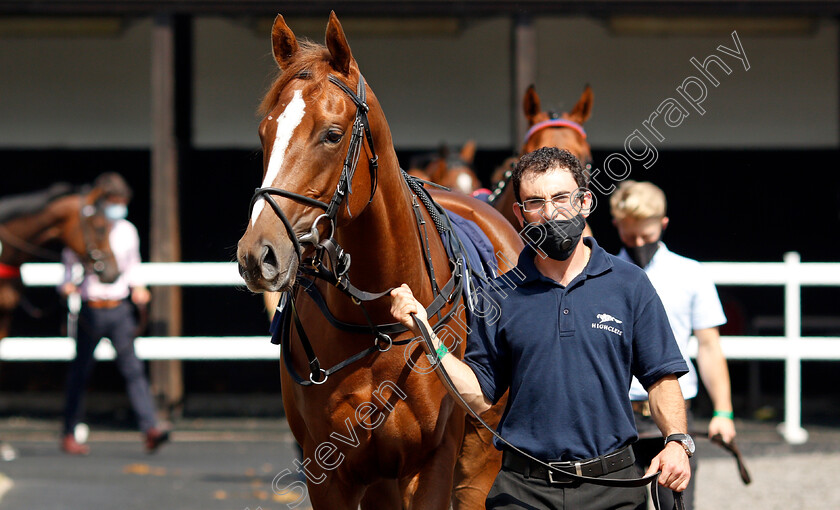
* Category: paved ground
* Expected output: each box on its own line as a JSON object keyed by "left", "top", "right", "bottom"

{"left": 0, "top": 416, "right": 838, "bottom": 509}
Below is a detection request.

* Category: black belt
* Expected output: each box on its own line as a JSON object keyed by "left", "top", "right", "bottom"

{"left": 502, "top": 446, "right": 635, "bottom": 485}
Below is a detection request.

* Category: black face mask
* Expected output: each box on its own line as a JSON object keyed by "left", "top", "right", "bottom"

{"left": 527, "top": 214, "right": 587, "bottom": 261}
{"left": 625, "top": 241, "right": 659, "bottom": 268}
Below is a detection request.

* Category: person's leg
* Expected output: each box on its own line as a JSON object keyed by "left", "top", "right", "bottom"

{"left": 107, "top": 304, "right": 157, "bottom": 433}
{"left": 567, "top": 464, "right": 647, "bottom": 510}
{"left": 632, "top": 408, "right": 665, "bottom": 510}
{"left": 63, "top": 308, "right": 102, "bottom": 435}
{"left": 485, "top": 468, "right": 565, "bottom": 510}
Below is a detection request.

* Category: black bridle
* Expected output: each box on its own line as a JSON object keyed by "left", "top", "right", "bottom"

{"left": 0, "top": 191, "right": 115, "bottom": 280}
{"left": 249, "top": 73, "right": 468, "bottom": 386}
{"left": 248, "top": 71, "right": 682, "bottom": 509}
{"left": 249, "top": 73, "right": 379, "bottom": 265}
{"left": 79, "top": 198, "right": 116, "bottom": 279}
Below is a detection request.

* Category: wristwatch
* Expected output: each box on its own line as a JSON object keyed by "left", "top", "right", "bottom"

{"left": 664, "top": 433, "right": 695, "bottom": 458}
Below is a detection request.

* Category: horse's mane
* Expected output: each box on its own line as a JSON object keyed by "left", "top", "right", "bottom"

{"left": 259, "top": 40, "right": 333, "bottom": 116}
{"left": 0, "top": 182, "right": 75, "bottom": 224}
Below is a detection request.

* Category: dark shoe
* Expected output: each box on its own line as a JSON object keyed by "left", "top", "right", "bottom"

{"left": 144, "top": 427, "right": 170, "bottom": 453}
{"left": 61, "top": 434, "right": 90, "bottom": 455}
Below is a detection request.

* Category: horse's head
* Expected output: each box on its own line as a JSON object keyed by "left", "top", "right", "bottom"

{"left": 521, "top": 85, "right": 593, "bottom": 166}
{"left": 429, "top": 140, "right": 482, "bottom": 194}
{"left": 64, "top": 186, "right": 120, "bottom": 284}
{"left": 238, "top": 12, "right": 384, "bottom": 292}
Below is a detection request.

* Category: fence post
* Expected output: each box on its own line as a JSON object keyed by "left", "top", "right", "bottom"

{"left": 780, "top": 251, "right": 808, "bottom": 444}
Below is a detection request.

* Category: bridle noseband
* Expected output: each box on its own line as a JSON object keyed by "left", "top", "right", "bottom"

{"left": 79, "top": 200, "right": 114, "bottom": 277}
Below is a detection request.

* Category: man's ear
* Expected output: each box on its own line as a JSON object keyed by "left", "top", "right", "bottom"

{"left": 661, "top": 216, "right": 670, "bottom": 232}
{"left": 512, "top": 203, "right": 525, "bottom": 229}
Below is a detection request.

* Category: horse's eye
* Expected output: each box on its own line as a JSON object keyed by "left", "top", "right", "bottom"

{"left": 324, "top": 129, "right": 343, "bottom": 144}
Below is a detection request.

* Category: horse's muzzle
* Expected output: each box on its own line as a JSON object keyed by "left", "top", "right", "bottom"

{"left": 237, "top": 241, "right": 298, "bottom": 292}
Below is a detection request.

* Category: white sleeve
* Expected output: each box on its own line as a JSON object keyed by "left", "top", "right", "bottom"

{"left": 691, "top": 264, "right": 727, "bottom": 330}
{"left": 121, "top": 222, "right": 143, "bottom": 287}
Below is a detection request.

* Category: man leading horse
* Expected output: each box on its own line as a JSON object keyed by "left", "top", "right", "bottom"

{"left": 391, "top": 147, "right": 692, "bottom": 509}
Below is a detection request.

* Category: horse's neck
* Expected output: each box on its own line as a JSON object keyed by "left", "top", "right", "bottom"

{"left": 1, "top": 196, "right": 77, "bottom": 263}
{"left": 333, "top": 162, "right": 447, "bottom": 314}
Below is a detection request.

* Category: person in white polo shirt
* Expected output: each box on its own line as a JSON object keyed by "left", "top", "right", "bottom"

{"left": 610, "top": 180, "right": 736, "bottom": 510}
{"left": 58, "top": 172, "right": 169, "bottom": 455}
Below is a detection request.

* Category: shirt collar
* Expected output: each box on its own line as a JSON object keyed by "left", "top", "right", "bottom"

{"left": 517, "top": 236, "right": 613, "bottom": 285}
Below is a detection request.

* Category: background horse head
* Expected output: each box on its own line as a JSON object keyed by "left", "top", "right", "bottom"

{"left": 236, "top": 12, "right": 521, "bottom": 510}
{"left": 0, "top": 182, "right": 119, "bottom": 339}
{"left": 407, "top": 140, "right": 482, "bottom": 195}
{"left": 489, "top": 84, "right": 594, "bottom": 230}
{"left": 427, "top": 140, "right": 482, "bottom": 195}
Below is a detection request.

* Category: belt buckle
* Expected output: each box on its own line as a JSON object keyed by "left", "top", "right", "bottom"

{"left": 547, "top": 462, "right": 579, "bottom": 485}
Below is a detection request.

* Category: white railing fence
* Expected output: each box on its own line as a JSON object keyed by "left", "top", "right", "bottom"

{"left": 5, "top": 252, "right": 840, "bottom": 444}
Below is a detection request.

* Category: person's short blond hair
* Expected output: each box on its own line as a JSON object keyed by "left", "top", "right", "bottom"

{"left": 609, "top": 180, "right": 666, "bottom": 221}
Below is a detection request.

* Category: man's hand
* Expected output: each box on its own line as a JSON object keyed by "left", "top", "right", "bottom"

{"left": 389, "top": 284, "right": 426, "bottom": 334}
{"left": 131, "top": 286, "right": 151, "bottom": 306}
{"left": 646, "top": 441, "right": 691, "bottom": 491}
{"left": 709, "top": 415, "right": 736, "bottom": 444}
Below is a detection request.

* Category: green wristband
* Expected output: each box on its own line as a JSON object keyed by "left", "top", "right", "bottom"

{"left": 713, "top": 410, "right": 734, "bottom": 419}
{"left": 435, "top": 344, "right": 449, "bottom": 360}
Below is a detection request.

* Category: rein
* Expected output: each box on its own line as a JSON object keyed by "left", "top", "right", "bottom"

{"left": 0, "top": 193, "right": 114, "bottom": 277}
{"left": 78, "top": 198, "right": 113, "bottom": 277}
{"left": 411, "top": 315, "right": 685, "bottom": 510}
{"left": 0, "top": 224, "right": 63, "bottom": 262}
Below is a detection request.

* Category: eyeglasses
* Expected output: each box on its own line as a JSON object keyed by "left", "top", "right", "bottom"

{"left": 519, "top": 192, "right": 575, "bottom": 214}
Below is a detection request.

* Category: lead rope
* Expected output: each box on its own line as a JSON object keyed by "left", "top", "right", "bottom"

{"left": 410, "top": 314, "right": 686, "bottom": 510}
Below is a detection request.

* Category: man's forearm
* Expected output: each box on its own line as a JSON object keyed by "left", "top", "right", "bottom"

{"left": 696, "top": 328, "right": 733, "bottom": 412}
{"left": 419, "top": 319, "right": 493, "bottom": 415}
{"left": 647, "top": 375, "right": 687, "bottom": 436}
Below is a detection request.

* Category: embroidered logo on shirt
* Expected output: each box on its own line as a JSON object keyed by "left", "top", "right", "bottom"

{"left": 596, "top": 313, "right": 622, "bottom": 324}
{"left": 592, "top": 313, "right": 623, "bottom": 336}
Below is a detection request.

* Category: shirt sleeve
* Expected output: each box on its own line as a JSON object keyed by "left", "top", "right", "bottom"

{"left": 462, "top": 287, "right": 511, "bottom": 405}
{"left": 120, "top": 221, "right": 143, "bottom": 287}
{"left": 631, "top": 279, "right": 689, "bottom": 390}
{"left": 691, "top": 264, "right": 727, "bottom": 331}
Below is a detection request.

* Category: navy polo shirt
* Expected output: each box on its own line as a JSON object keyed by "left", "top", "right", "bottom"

{"left": 463, "top": 237, "right": 687, "bottom": 461}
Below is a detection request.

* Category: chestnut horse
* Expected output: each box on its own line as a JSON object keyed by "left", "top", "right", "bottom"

{"left": 490, "top": 84, "right": 594, "bottom": 230}
{"left": 407, "top": 140, "right": 482, "bottom": 195}
{"left": 0, "top": 183, "right": 118, "bottom": 340}
{"left": 237, "top": 13, "right": 522, "bottom": 509}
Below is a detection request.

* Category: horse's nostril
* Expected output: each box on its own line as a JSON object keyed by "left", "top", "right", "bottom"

{"left": 260, "top": 244, "right": 279, "bottom": 279}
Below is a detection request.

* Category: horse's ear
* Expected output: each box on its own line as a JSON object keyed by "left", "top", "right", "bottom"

{"left": 271, "top": 14, "right": 299, "bottom": 69}
{"left": 460, "top": 140, "right": 477, "bottom": 165}
{"left": 523, "top": 85, "right": 541, "bottom": 125}
{"left": 326, "top": 11, "right": 353, "bottom": 75}
{"left": 568, "top": 84, "right": 594, "bottom": 124}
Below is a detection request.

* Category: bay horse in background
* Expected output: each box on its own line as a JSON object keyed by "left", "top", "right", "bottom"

{"left": 407, "top": 140, "right": 483, "bottom": 195}
{"left": 237, "top": 12, "right": 522, "bottom": 509}
{"left": 489, "top": 84, "right": 594, "bottom": 231}
{"left": 0, "top": 182, "right": 119, "bottom": 340}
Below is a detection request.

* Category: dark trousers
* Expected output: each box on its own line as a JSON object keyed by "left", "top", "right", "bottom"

{"left": 632, "top": 407, "right": 697, "bottom": 510}
{"left": 486, "top": 463, "right": 646, "bottom": 509}
{"left": 63, "top": 302, "right": 157, "bottom": 434}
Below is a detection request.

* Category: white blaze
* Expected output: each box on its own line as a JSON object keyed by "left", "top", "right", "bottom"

{"left": 251, "top": 89, "right": 306, "bottom": 226}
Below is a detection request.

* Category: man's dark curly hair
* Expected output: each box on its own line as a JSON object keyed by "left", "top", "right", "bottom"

{"left": 512, "top": 147, "right": 588, "bottom": 203}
